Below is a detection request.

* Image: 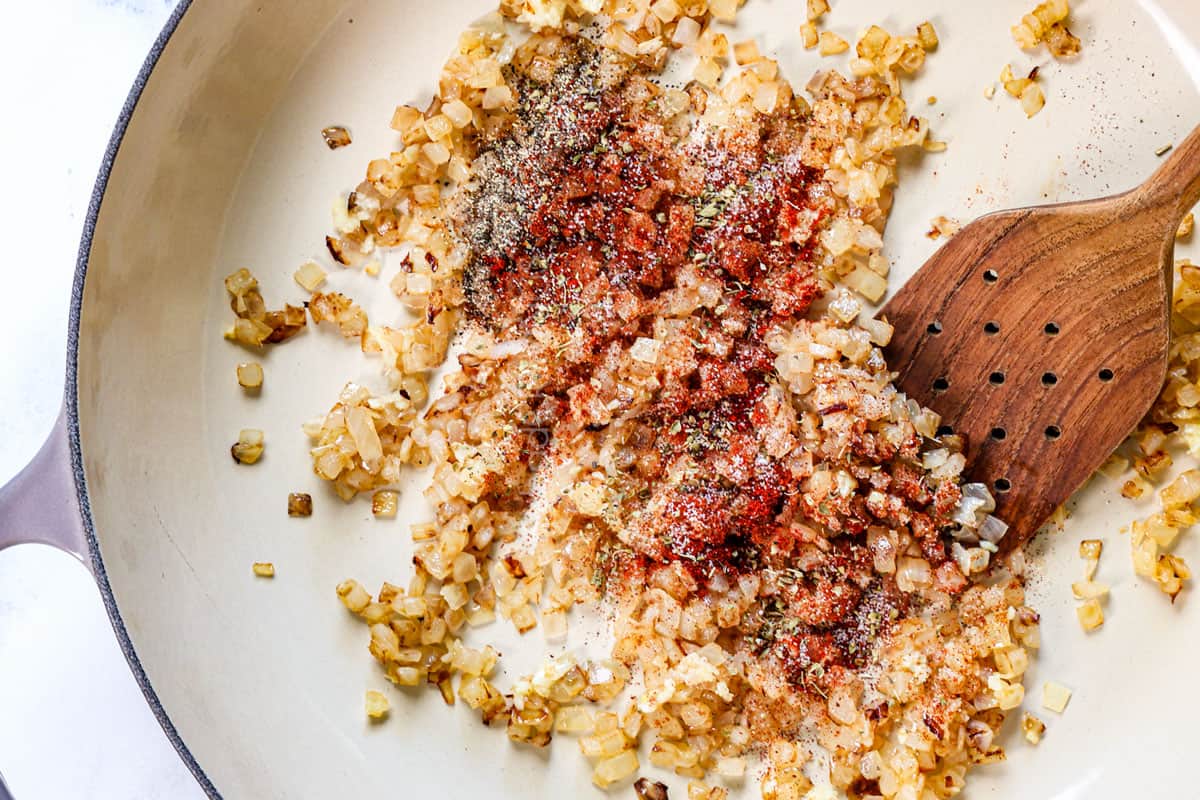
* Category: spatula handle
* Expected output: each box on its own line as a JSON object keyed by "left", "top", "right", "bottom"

{"left": 1140, "top": 124, "right": 1200, "bottom": 226}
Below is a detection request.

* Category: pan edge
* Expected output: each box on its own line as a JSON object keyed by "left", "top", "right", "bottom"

{"left": 63, "top": 2, "right": 220, "bottom": 798}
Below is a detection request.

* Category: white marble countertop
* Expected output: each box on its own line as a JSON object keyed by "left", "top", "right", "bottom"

{"left": 0, "top": 1, "right": 203, "bottom": 798}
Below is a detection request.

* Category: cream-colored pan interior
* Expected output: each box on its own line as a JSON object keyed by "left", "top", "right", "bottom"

{"left": 77, "top": 1, "right": 1200, "bottom": 797}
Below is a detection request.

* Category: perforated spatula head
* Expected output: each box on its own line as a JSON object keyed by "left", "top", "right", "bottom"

{"left": 882, "top": 125, "right": 1200, "bottom": 550}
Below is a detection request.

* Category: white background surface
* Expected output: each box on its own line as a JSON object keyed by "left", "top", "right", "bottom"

{"left": 0, "top": 1, "right": 203, "bottom": 798}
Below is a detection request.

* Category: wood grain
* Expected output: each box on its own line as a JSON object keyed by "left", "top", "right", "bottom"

{"left": 882, "top": 124, "right": 1200, "bottom": 550}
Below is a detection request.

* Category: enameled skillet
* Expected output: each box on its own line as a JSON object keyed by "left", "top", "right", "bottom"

{"left": 2, "top": 1, "right": 1199, "bottom": 797}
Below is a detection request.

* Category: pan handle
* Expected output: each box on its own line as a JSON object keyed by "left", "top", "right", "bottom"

{"left": 0, "top": 406, "right": 88, "bottom": 564}
{"left": 0, "top": 408, "right": 87, "bottom": 800}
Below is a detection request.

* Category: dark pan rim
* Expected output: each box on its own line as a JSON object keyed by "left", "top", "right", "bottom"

{"left": 65, "top": 1, "right": 220, "bottom": 797}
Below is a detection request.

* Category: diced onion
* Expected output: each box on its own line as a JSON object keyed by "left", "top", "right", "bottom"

{"left": 231, "top": 429, "right": 265, "bottom": 464}
{"left": 236, "top": 362, "right": 263, "bottom": 389}
{"left": 592, "top": 750, "right": 639, "bottom": 788}
{"left": 294, "top": 261, "right": 327, "bottom": 292}
{"left": 287, "top": 493, "right": 313, "bottom": 517}
{"left": 1042, "top": 681, "right": 1072, "bottom": 713}
{"left": 372, "top": 490, "right": 399, "bottom": 518}
{"left": 979, "top": 514, "right": 1009, "bottom": 543}
{"left": 365, "top": 690, "right": 390, "bottom": 719}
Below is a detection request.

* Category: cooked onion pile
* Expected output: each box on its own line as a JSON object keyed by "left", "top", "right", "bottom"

{"left": 994, "top": 0, "right": 1079, "bottom": 118}
{"left": 282, "top": 6, "right": 1051, "bottom": 798}
{"left": 223, "top": 268, "right": 307, "bottom": 347}
{"left": 1011, "top": 0, "right": 1079, "bottom": 58}
{"left": 1094, "top": 258, "right": 1200, "bottom": 603}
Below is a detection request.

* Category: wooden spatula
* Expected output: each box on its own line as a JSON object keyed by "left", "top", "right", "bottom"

{"left": 882, "top": 124, "right": 1200, "bottom": 550}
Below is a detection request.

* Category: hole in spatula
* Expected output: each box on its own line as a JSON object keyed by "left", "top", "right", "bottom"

{"left": 1041, "top": 372, "right": 1058, "bottom": 387}
{"left": 983, "top": 269, "right": 999, "bottom": 283}
{"left": 993, "top": 477, "right": 1012, "bottom": 494}
{"left": 927, "top": 321, "right": 943, "bottom": 335}
{"left": 932, "top": 376, "right": 950, "bottom": 393}
{"left": 984, "top": 321, "right": 1000, "bottom": 335}
{"left": 1098, "top": 368, "right": 1114, "bottom": 382}
{"left": 989, "top": 371, "right": 1006, "bottom": 385}
{"left": 1045, "top": 425, "right": 1062, "bottom": 440}
{"left": 990, "top": 427, "right": 1007, "bottom": 441}
{"left": 1044, "top": 322, "right": 1060, "bottom": 336}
